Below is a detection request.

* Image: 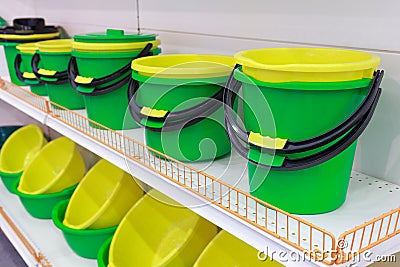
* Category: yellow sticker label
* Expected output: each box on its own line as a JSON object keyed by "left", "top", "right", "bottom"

{"left": 74, "top": 76, "right": 94, "bottom": 84}
{"left": 140, "top": 106, "right": 168, "bottom": 118}
{"left": 248, "top": 132, "right": 288, "bottom": 149}
{"left": 22, "top": 72, "right": 36, "bottom": 79}
{"left": 38, "top": 69, "right": 57, "bottom": 76}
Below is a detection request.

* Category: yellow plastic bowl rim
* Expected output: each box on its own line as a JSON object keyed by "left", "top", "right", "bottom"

{"left": 131, "top": 54, "right": 235, "bottom": 77}
{"left": 36, "top": 39, "right": 73, "bottom": 53}
{"left": 16, "top": 43, "right": 38, "bottom": 54}
{"left": 234, "top": 47, "right": 380, "bottom": 72}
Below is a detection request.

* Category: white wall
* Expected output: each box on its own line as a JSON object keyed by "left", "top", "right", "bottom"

{"left": 2, "top": 1, "right": 400, "bottom": 184}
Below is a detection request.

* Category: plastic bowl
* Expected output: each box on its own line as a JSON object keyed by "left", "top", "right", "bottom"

{"left": 97, "top": 236, "right": 112, "bottom": 267}
{"left": 63, "top": 159, "right": 143, "bottom": 230}
{"left": 108, "top": 190, "right": 218, "bottom": 267}
{"left": 0, "top": 125, "right": 46, "bottom": 192}
{"left": 12, "top": 178, "right": 77, "bottom": 219}
{"left": 52, "top": 200, "right": 117, "bottom": 259}
{"left": 193, "top": 230, "right": 283, "bottom": 267}
{"left": 17, "top": 137, "right": 85, "bottom": 194}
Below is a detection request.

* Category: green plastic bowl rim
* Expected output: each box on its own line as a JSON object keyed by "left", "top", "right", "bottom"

{"left": 52, "top": 200, "right": 118, "bottom": 235}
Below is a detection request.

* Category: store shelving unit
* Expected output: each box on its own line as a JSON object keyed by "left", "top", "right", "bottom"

{"left": 0, "top": 78, "right": 399, "bottom": 267}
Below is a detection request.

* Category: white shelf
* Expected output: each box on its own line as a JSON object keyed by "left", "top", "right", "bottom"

{"left": 0, "top": 81, "right": 399, "bottom": 267}
{"left": 0, "top": 182, "right": 97, "bottom": 267}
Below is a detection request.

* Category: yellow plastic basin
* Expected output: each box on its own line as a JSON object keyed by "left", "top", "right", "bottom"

{"left": 108, "top": 190, "right": 218, "bottom": 267}
{"left": 131, "top": 54, "right": 235, "bottom": 78}
{"left": 234, "top": 47, "right": 380, "bottom": 82}
{"left": 0, "top": 124, "right": 46, "bottom": 174}
{"left": 63, "top": 159, "right": 143, "bottom": 230}
{"left": 17, "top": 137, "right": 85, "bottom": 194}
{"left": 194, "top": 230, "right": 283, "bottom": 267}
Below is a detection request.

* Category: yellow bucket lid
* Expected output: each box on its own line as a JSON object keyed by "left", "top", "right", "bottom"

{"left": 16, "top": 43, "right": 38, "bottom": 54}
{"left": 36, "top": 39, "right": 72, "bottom": 53}
{"left": 234, "top": 47, "right": 381, "bottom": 82}
{"left": 131, "top": 54, "right": 235, "bottom": 78}
{"left": 72, "top": 39, "right": 160, "bottom": 52}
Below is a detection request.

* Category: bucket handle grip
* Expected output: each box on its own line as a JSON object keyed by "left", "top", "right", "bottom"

{"left": 31, "top": 53, "right": 69, "bottom": 85}
{"left": 127, "top": 76, "right": 224, "bottom": 132}
{"left": 225, "top": 65, "right": 384, "bottom": 154}
{"left": 68, "top": 43, "right": 154, "bottom": 93}
{"left": 224, "top": 65, "right": 383, "bottom": 171}
{"left": 13, "top": 54, "right": 43, "bottom": 85}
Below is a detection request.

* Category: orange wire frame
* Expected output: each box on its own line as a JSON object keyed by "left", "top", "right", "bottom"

{"left": 1, "top": 79, "right": 399, "bottom": 266}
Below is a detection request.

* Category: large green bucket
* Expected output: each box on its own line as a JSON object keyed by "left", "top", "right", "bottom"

{"left": 69, "top": 29, "right": 161, "bottom": 130}
{"left": 225, "top": 48, "right": 382, "bottom": 214}
{"left": 129, "top": 54, "right": 235, "bottom": 162}
{"left": 33, "top": 39, "right": 84, "bottom": 109}
{"left": 15, "top": 43, "right": 47, "bottom": 95}
{"left": 0, "top": 18, "right": 60, "bottom": 85}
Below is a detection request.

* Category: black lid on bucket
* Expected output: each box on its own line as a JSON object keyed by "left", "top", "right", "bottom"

{"left": 0, "top": 18, "right": 60, "bottom": 43}
{"left": 13, "top": 18, "right": 45, "bottom": 31}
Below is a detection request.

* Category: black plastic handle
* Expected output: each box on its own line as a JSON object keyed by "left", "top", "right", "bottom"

{"left": 127, "top": 76, "right": 224, "bottom": 132}
{"left": 68, "top": 43, "right": 154, "bottom": 94}
{"left": 224, "top": 66, "right": 383, "bottom": 171}
{"left": 14, "top": 54, "right": 44, "bottom": 85}
{"left": 31, "top": 53, "right": 69, "bottom": 84}
{"left": 224, "top": 65, "right": 384, "bottom": 154}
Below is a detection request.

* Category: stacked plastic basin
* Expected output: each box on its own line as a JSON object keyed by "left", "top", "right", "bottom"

{"left": 224, "top": 47, "right": 383, "bottom": 214}
{"left": 0, "top": 18, "right": 60, "bottom": 86}
{"left": 52, "top": 159, "right": 143, "bottom": 259}
{"left": 105, "top": 190, "right": 218, "bottom": 267}
{"left": 0, "top": 125, "right": 46, "bottom": 192}
{"left": 15, "top": 43, "right": 47, "bottom": 95}
{"left": 13, "top": 136, "right": 86, "bottom": 218}
{"left": 129, "top": 54, "right": 235, "bottom": 161}
{"left": 68, "top": 29, "right": 161, "bottom": 130}
{"left": 32, "top": 39, "right": 85, "bottom": 109}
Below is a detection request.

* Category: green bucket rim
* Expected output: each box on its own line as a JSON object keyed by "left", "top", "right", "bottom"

{"left": 234, "top": 67, "right": 372, "bottom": 90}
{"left": 52, "top": 200, "right": 118, "bottom": 235}
{"left": 131, "top": 70, "right": 229, "bottom": 86}
{"left": 72, "top": 48, "right": 161, "bottom": 59}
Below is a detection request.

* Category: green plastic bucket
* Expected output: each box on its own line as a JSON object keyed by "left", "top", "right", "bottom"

{"left": 71, "top": 49, "right": 161, "bottom": 130}
{"left": 52, "top": 200, "right": 117, "bottom": 259}
{"left": 32, "top": 39, "right": 84, "bottom": 109}
{"left": 0, "top": 19, "right": 60, "bottom": 85}
{"left": 15, "top": 43, "right": 47, "bottom": 95}
{"left": 12, "top": 178, "right": 77, "bottom": 219}
{"left": 129, "top": 54, "right": 235, "bottom": 162}
{"left": 225, "top": 48, "right": 383, "bottom": 214}
{"left": 2, "top": 43, "right": 25, "bottom": 86}
{"left": 69, "top": 29, "right": 161, "bottom": 130}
